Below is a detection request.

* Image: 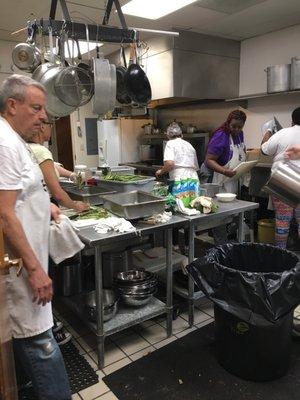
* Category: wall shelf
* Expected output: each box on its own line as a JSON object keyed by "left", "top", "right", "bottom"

{"left": 226, "top": 89, "right": 300, "bottom": 107}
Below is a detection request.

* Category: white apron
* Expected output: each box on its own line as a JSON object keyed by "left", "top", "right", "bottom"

{"left": 212, "top": 136, "right": 246, "bottom": 194}
{"left": 6, "top": 144, "right": 53, "bottom": 338}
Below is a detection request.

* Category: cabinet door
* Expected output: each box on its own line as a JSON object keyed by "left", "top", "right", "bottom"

{"left": 0, "top": 225, "right": 18, "bottom": 400}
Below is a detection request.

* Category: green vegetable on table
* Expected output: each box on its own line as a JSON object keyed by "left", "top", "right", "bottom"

{"left": 101, "top": 173, "right": 146, "bottom": 182}
{"left": 72, "top": 206, "right": 109, "bottom": 220}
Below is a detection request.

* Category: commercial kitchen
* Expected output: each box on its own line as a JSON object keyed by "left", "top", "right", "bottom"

{"left": 1, "top": 1, "right": 300, "bottom": 400}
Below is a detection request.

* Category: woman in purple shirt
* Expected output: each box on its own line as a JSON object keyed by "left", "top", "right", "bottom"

{"left": 205, "top": 109, "right": 247, "bottom": 193}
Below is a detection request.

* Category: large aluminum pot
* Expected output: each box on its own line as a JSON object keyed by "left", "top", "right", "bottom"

{"left": 290, "top": 57, "right": 300, "bottom": 90}
{"left": 263, "top": 161, "right": 300, "bottom": 207}
{"left": 265, "top": 64, "right": 291, "bottom": 93}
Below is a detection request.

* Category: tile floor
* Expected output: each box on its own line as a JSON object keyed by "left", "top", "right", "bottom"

{"left": 55, "top": 297, "right": 215, "bottom": 400}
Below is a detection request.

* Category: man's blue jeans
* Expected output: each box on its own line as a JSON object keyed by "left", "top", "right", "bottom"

{"left": 13, "top": 328, "right": 71, "bottom": 400}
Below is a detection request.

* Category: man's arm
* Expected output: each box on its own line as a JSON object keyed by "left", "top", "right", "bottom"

{"left": 0, "top": 190, "right": 53, "bottom": 306}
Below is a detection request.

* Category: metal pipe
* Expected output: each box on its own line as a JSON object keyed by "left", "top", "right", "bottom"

{"left": 188, "top": 222, "right": 195, "bottom": 327}
{"left": 129, "top": 27, "right": 180, "bottom": 37}
{"left": 95, "top": 246, "right": 105, "bottom": 368}
{"left": 165, "top": 228, "right": 173, "bottom": 337}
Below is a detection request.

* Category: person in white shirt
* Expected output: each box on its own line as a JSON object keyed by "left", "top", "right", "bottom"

{"left": 261, "top": 107, "right": 300, "bottom": 250}
{"left": 156, "top": 122, "right": 200, "bottom": 206}
{"left": 0, "top": 75, "right": 71, "bottom": 399}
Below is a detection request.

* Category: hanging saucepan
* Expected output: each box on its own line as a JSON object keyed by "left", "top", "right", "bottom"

{"left": 124, "top": 43, "right": 151, "bottom": 106}
{"left": 12, "top": 24, "right": 41, "bottom": 72}
{"left": 116, "top": 45, "right": 132, "bottom": 105}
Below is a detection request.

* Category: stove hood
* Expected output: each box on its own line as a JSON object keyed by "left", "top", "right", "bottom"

{"left": 108, "top": 31, "right": 240, "bottom": 106}
{"left": 145, "top": 31, "right": 240, "bottom": 105}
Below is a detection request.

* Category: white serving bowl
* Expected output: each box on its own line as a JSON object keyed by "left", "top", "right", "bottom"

{"left": 216, "top": 193, "right": 237, "bottom": 202}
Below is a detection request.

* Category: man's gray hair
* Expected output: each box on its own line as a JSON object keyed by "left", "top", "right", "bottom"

{"left": 0, "top": 74, "right": 46, "bottom": 113}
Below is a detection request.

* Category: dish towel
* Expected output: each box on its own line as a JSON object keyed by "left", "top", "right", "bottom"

{"left": 176, "top": 199, "right": 200, "bottom": 216}
{"left": 49, "top": 215, "right": 85, "bottom": 264}
{"left": 94, "top": 217, "right": 136, "bottom": 234}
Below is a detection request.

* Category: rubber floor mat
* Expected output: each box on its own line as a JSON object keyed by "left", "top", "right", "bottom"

{"left": 19, "top": 341, "right": 98, "bottom": 399}
{"left": 104, "top": 323, "right": 300, "bottom": 400}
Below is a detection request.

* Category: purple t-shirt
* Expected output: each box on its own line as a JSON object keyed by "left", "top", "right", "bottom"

{"left": 206, "top": 129, "right": 244, "bottom": 166}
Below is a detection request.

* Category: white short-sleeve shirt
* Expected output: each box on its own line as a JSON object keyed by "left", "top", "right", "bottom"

{"left": 261, "top": 125, "right": 300, "bottom": 171}
{"left": 164, "top": 138, "right": 199, "bottom": 170}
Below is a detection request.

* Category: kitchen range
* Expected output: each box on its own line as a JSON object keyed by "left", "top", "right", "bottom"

{"left": 1, "top": 1, "right": 300, "bottom": 400}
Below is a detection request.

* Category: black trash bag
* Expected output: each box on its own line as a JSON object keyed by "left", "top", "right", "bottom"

{"left": 187, "top": 243, "right": 300, "bottom": 327}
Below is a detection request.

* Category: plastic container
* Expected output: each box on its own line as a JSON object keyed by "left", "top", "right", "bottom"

{"left": 258, "top": 218, "right": 275, "bottom": 244}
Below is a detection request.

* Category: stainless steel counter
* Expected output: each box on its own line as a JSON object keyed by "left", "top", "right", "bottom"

{"left": 73, "top": 214, "right": 187, "bottom": 368}
{"left": 64, "top": 200, "right": 258, "bottom": 367}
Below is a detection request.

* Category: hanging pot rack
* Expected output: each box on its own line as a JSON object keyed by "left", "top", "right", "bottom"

{"left": 26, "top": 0, "right": 179, "bottom": 45}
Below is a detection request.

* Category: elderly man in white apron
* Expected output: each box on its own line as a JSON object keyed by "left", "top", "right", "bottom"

{"left": 0, "top": 75, "right": 71, "bottom": 399}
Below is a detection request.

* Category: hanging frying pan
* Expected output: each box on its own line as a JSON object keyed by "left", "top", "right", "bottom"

{"left": 116, "top": 45, "right": 131, "bottom": 105}
{"left": 124, "top": 43, "right": 151, "bottom": 106}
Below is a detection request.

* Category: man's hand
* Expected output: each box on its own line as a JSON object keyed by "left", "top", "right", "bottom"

{"left": 74, "top": 201, "right": 90, "bottom": 212}
{"left": 285, "top": 145, "right": 300, "bottom": 160}
{"left": 223, "top": 168, "right": 236, "bottom": 178}
{"left": 50, "top": 203, "right": 61, "bottom": 223}
{"left": 27, "top": 267, "right": 53, "bottom": 306}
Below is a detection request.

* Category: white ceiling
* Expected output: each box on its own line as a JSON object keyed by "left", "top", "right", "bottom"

{"left": 1, "top": 0, "right": 300, "bottom": 52}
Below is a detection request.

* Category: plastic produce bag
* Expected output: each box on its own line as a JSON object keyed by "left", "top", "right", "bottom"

{"left": 187, "top": 243, "right": 300, "bottom": 327}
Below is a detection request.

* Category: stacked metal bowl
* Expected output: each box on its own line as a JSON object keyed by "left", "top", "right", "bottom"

{"left": 115, "top": 270, "right": 158, "bottom": 307}
{"left": 85, "top": 289, "right": 119, "bottom": 322}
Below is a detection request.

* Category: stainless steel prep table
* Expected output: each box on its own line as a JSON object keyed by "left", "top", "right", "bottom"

{"left": 182, "top": 199, "right": 259, "bottom": 326}
{"left": 64, "top": 215, "right": 187, "bottom": 368}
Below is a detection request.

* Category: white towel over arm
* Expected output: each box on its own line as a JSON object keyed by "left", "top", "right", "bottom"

{"left": 49, "top": 215, "right": 85, "bottom": 264}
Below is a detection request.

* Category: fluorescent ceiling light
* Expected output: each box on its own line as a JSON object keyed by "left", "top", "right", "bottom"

{"left": 121, "top": 0, "right": 197, "bottom": 20}
{"left": 64, "top": 40, "right": 103, "bottom": 58}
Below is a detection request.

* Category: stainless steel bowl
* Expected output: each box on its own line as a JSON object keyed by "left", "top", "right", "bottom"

{"left": 121, "top": 291, "right": 156, "bottom": 307}
{"left": 85, "top": 289, "right": 119, "bottom": 322}
{"left": 115, "top": 269, "right": 155, "bottom": 286}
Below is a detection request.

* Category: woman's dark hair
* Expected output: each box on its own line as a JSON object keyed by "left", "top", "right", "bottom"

{"left": 216, "top": 109, "right": 247, "bottom": 135}
{"left": 292, "top": 107, "right": 300, "bottom": 125}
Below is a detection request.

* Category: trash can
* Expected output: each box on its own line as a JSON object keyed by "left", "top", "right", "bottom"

{"left": 187, "top": 243, "right": 300, "bottom": 382}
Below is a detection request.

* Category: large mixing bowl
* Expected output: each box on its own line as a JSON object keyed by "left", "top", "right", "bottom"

{"left": 85, "top": 289, "right": 119, "bottom": 322}
{"left": 121, "top": 290, "right": 157, "bottom": 307}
